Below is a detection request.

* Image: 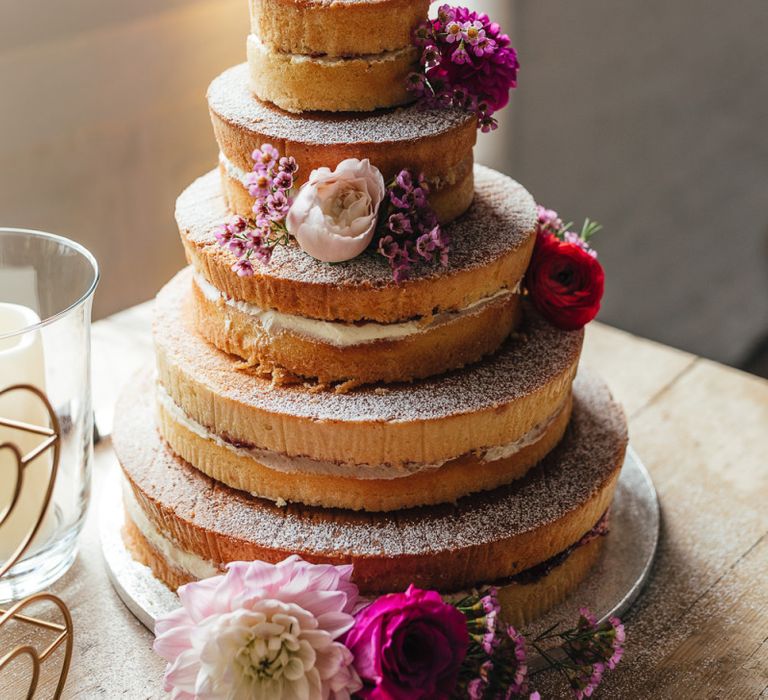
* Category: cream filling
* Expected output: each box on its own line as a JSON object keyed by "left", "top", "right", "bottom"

{"left": 194, "top": 269, "right": 515, "bottom": 348}
{"left": 248, "top": 34, "right": 414, "bottom": 66}
{"left": 156, "top": 384, "right": 567, "bottom": 481}
{"left": 122, "top": 481, "right": 219, "bottom": 579}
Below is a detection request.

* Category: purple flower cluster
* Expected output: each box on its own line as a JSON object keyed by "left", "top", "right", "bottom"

{"left": 214, "top": 144, "right": 298, "bottom": 276}
{"left": 376, "top": 169, "right": 449, "bottom": 282}
{"left": 559, "top": 609, "right": 626, "bottom": 698}
{"left": 454, "top": 591, "right": 626, "bottom": 699}
{"left": 454, "top": 588, "right": 534, "bottom": 699}
{"left": 536, "top": 204, "right": 600, "bottom": 259}
{"left": 408, "top": 4, "right": 520, "bottom": 132}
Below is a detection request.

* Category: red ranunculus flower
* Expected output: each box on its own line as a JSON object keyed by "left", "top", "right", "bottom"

{"left": 345, "top": 585, "right": 469, "bottom": 700}
{"left": 526, "top": 232, "right": 605, "bottom": 330}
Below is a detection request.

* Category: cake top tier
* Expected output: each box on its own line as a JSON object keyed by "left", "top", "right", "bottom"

{"left": 246, "top": 0, "right": 428, "bottom": 112}
{"left": 250, "top": 0, "right": 430, "bottom": 57}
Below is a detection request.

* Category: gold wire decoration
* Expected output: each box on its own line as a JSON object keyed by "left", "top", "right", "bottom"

{"left": 0, "top": 384, "right": 73, "bottom": 699}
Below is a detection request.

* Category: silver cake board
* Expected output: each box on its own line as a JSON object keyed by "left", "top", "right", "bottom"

{"left": 101, "top": 446, "right": 659, "bottom": 639}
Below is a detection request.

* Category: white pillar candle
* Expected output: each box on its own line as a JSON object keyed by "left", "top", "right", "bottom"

{"left": 0, "top": 302, "right": 56, "bottom": 562}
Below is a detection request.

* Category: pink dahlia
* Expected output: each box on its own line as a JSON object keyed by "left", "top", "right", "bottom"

{"left": 153, "top": 556, "right": 362, "bottom": 700}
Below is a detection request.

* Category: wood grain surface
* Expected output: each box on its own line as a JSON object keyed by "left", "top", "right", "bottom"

{"left": 1, "top": 305, "right": 766, "bottom": 699}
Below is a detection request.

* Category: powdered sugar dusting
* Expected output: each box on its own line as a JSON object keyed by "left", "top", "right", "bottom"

{"left": 156, "top": 269, "right": 583, "bottom": 422}
{"left": 114, "top": 370, "right": 627, "bottom": 558}
{"left": 177, "top": 165, "right": 536, "bottom": 288}
{"left": 208, "top": 64, "right": 474, "bottom": 145}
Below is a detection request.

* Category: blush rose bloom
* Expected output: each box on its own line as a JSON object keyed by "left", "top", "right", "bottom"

{"left": 153, "top": 556, "right": 362, "bottom": 700}
{"left": 525, "top": 232, "right": 605, "bottom": 331}
{"left": 344, "top": 585, "right": 469, "bottom": 700}
{"left": 286, "top": 158, "right": 386, "bottom": 263}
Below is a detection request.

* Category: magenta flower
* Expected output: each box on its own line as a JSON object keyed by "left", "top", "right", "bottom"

{"left": 377, "top": 235, "right": 399, "bottom": 260}
{"left": 267, "top": 189, "right": 290, "bottom": 219}
{"left": 214, "top": 215, "right": 247, "bottom": 245}
{"left": 556, "top": 608, "right": 625, "bottom": 698}
{"left": 153, "top": 556, "right": 362, "bottom": 700}
{"left": 451, "top": 45, "right": 471, "bottom": 65}
{"left": 392, "top": 243, "right": 417, "bottom": 282}
{"left": 536, "top": 205, "right": 564, "bottom": 236}
{"left": 273, "top": 170, "right": 294, "bottom": 191}
{"left": 406, "top": 6, "right": 519, "bottom": 130}
{"left": 445, "top": 21, "right": 463, "bottom": 43}
{"left": 535, "top": 203, "right": 602, "bottom": 258}
{"left": 388, "top": 212, "right": 413, "bottom": 236}
{"left": 406, "top": 71, "right": 428, "bottom": 95}
{"left": 215, "top": 143, "right": 299, "bottom": 275}
{"left": 506, "top": 626, "right": 529, "bottom": 697}
{"left": 345, "top": 585, "right": 469, "bottom": 700}
{"left": 463, "top": 20, "right": 485, "bottom": 45}
{"left": 396, "top": 170, "right": 414, "bottom": 192}
{"left": 437, "top": 4, "right": 457, "bottom": 24}
{"left": 389, "top": 189, "right": 414, "bottom": 211}
{"left": 412, "top": 187, "right": 428, "bottom": 208}
{"left": 278, "top": 155, "right": 298, "bottom": 174}
{"left": 232, "top": 257, "right": 254, "bottom": 277}
{"left": 252, "top": 143, "right": 279, "bottom": 173}
{"left": 247, "top": 171, "right": 272, "bottom": 198}
{"left": 421, "top": 45, "right": 442, "bottom": 69}
{"left": 374, "top": 169, "right": 449, "bottom": 281}
{"left": 228, "top": 238, "right": 246, "bottom": 257}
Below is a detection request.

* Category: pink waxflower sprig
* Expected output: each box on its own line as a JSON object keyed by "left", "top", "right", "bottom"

{"left": 214, "top": 144, "right": 298, "bottom": 276}
{"left": 375, "top": 169, "right": 450, "bottom": 282}
{"left": 453, "top": 588, "right": 533, "bottom": 699}
{"left": 529, "top": 609, "right": 626, "bottom": 699}
{"left": 454, "top": 589, "right": 625, "bottom": 699}
{"left": 407, "top": 4, "right": 520, "bottom": 132}
{"left": 536, "top": 206, "right": 602, "bottom": 259}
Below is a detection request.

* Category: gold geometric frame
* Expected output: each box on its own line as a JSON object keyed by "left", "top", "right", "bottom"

{"left": 0, "top": 384, "right": 73, "bottom": 699}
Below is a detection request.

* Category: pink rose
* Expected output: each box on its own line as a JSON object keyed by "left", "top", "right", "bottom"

{"left": 345, "top": 585, "right": 469, "bottom": 700}
{"left": 287, "top": 158, "right": 386, "bottom": 263}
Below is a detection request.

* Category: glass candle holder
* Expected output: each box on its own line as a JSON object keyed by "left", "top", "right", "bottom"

{"left": 0, "top": 228, "right": 99, "bottom": 602}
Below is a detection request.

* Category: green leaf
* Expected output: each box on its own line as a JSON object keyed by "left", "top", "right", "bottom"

{"left": 580, "top": 218, "right": 603, "bottom": 243}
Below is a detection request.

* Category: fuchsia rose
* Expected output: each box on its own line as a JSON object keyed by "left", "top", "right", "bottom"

{"left": 287, "top": 158, "right": 386, "bottom": 263}
{"left": 345, "top": 585, "right": 469, "bottom": 700}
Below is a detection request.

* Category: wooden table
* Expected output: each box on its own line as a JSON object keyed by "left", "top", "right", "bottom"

{"left": 2, "top": 302, "right": 767, "bottom": 699}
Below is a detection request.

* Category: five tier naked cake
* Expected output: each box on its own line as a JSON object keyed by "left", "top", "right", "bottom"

{"left": 113, "top": 0, "right": 628, "bottom": 690}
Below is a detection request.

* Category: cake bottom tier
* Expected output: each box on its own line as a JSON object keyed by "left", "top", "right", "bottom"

{"left": 123, "top": 505, "right": 607, "bottom": 629}
{"left": 114, "top": 370, "right": 627, "bottom": 596}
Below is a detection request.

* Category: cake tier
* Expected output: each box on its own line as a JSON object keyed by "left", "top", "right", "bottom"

{"left": 146, "top": 363, "right": 572, "bottom": 511}
{"left": 250, "top": 0, "right": 430, "bottom": 57}
{"left": 178, "top": 165, "right": 534, "bottom": 324}
{"left": 247, "top": 35, "right": 416, "bottom": 113}
{"left": 123, "top": 505, "right": 605, "bottom": 629}
{"left": 114, "top": 370, "right": 627, "bottom": 594}
{"left": 154, "top": 279, "right": 583, "bottom": 493}
{"left": 208, "top": 64, "right": 477, "bottom": 223}
{"left": 190, "top": 269, "right": 522, "bottom": 386}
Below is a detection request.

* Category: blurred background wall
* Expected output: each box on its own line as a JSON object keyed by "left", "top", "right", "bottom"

{"left": 1, "top": 1, "right": 767, "bottom": 373}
